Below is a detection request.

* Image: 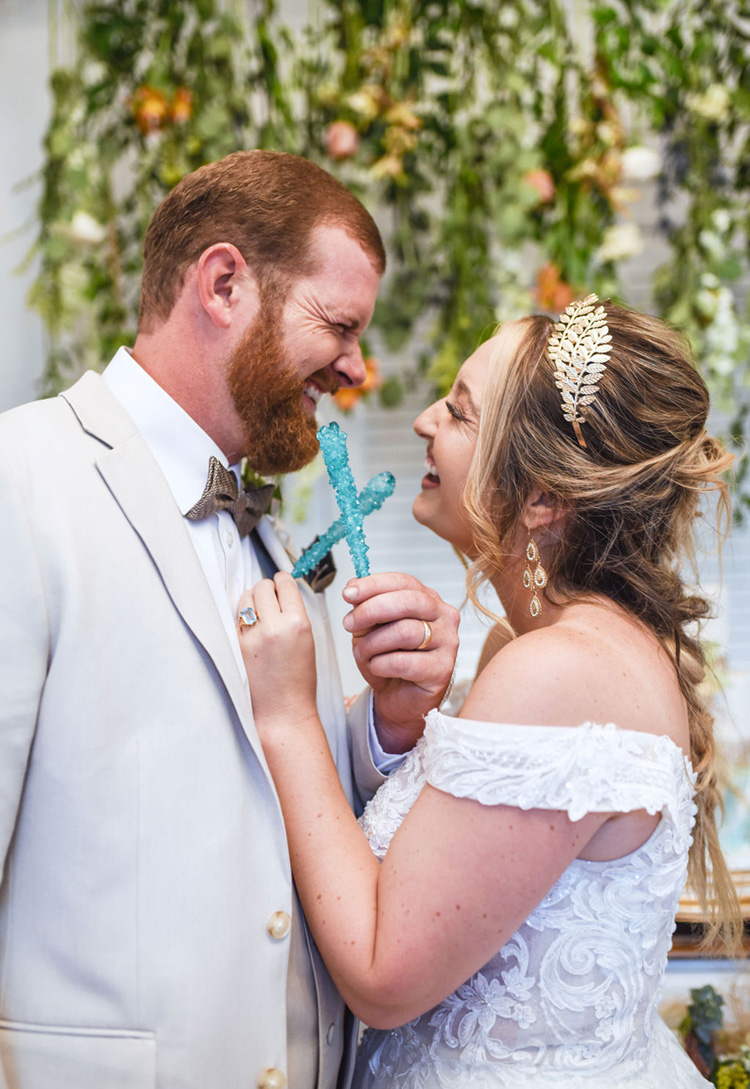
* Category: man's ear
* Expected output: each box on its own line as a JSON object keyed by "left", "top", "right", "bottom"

{"left": 195, "top": 243, "right": 259, "bottom": 329}
{"left": 520, "top": 489, "right": 570, "bottom": 535}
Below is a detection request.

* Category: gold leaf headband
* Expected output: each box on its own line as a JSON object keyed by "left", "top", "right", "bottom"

{"left": 548, "top": 293, "right": 612, "bottom": 449}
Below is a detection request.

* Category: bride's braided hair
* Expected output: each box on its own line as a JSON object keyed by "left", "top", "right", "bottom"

{"left": 465, "top": 301, "right": 742, "bottom": 951}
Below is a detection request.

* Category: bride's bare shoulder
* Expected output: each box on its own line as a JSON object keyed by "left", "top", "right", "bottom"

{"left": 474, "top": 621, "right": 515, "bottom": 678}
{"left": 460, "top": 604, "right": 686, "bottom": 737}
{"left": 462, "top": 623, "right": 600, "bottom": 723}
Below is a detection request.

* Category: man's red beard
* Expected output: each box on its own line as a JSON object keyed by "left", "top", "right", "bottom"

{"left": 227, "top": 310, "right": 338, "bottom": 475}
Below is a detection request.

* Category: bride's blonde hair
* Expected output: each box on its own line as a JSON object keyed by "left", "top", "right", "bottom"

{"left": 464, "top": 302, "right": 742, "bottom": 953}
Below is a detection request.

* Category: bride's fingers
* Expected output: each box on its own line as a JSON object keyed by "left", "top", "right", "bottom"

{"left": 237, "top": 589, "right": 260, "bottom": 632}
{"left": 240, "top": 575, "right": 312, "bottom": 648}
{"left": 272, "top": 571, "right": 308, "bottom": 616}
{"left": 238, "top": 579, "right": 280, "bottom": 636}
{"left": 237, "top": 588, "right": 256, "bottom": 614}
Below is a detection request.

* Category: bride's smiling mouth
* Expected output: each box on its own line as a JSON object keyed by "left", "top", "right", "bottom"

{"left": 421, "top": 454, "right": 440, "bottom": 489}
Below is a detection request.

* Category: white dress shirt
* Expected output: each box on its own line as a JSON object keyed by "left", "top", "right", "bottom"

{"left": 103, "top": 348, "right": 260, "bottom": 685}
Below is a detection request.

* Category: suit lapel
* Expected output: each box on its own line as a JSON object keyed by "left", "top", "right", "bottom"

{"left": 61, "top": 373, "right": 265, "bottom": 763}
{"left": 255, "top": 515, "right": 296, "bottom": 572}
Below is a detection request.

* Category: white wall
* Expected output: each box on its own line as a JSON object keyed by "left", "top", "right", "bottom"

{"left": 0, "top": 0, "right": 50, "bottom": 411}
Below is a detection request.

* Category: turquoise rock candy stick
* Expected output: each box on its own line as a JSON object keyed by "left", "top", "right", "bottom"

{"left": 292, "top": 470, "right": 395, "bottom": 579}
{"left": 303, "top": 421, "right": 393, "bottom": 579}
{"left": 317, "top": 422, "right": 369, "bottom": 576}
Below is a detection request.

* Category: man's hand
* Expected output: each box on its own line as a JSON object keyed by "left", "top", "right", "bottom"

{"left": 342, "top": 573, "right": 460, "bottom": 754}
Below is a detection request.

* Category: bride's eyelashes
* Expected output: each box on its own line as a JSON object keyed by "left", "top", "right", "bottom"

{"left": 446, "top": 398, "right": 480, "bottom": 430}
{"left": 445, "top": 399, "right": 468, "bottom": 422}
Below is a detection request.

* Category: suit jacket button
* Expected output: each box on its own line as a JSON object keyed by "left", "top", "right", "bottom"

{"left": 326, "top": 1021, "right": 336, "bottom": 1045}
{"left": 267, "top": 910, "right": 291, "bottom": 940}
{"left": 258, "top": 1069, "right": 286, "bottom": 1089}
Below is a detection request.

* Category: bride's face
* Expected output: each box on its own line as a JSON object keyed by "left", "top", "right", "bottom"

{"left": 411, "top": 335, "right": 489, "bottom": 554}
{"left": 412, "top": 323, "right": 525, "bottom": 554}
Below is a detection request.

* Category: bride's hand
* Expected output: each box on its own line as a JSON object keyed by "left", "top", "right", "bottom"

{"left": 237, "top": 573, "right": 319, "bottom": 737}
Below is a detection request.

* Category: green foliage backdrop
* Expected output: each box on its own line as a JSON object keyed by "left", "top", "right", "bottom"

{"left": 27, "top": 0, "right": 750, "bottom": 508}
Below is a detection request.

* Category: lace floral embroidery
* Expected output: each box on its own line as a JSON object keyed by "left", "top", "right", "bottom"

{"left": 354, "top": 714, "right": 702, "bottom": 1089}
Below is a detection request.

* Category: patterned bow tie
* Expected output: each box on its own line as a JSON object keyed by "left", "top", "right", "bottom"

{"left": 186, "top": 456, "right": 275, "bottom": 538}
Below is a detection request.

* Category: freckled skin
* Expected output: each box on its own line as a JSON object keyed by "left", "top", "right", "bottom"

{"left": 236, "top": 321, "right": 694, "bottom": 1033}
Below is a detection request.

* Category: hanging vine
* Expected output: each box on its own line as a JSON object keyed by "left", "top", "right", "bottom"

{"left": 26, "top": 0, "right": 750, "bottom": 510}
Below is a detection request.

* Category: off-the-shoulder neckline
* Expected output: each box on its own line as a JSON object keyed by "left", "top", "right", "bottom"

{"left": 425, "top": 709, "right": 688, "bottom": 760}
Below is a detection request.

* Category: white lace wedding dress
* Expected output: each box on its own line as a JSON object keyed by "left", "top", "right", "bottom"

{"left": 352, "top": 710, "right": 708, "bottom": 1088}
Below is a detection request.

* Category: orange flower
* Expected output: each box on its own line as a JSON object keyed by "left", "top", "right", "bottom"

{"left": 132, "top": 85, "right": 170, "bottom": 134}
{"left": 524, "top": 168, "right": 555, "bottom": 204}
{"left": 535, "top": 264, "right": 574, "bottom": 312}
{"left": 334, "top": 357, "right": 381, "bottom": 411}
{"left": 171, "top": 87, "right": 193, "bottom": 124}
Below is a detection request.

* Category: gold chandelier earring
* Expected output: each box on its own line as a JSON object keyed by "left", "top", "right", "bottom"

{"left": 523, "top": 532, "right": 548, "bottom": 619}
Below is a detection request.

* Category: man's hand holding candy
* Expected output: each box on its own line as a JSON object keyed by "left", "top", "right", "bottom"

{"left": 342, "top": 572, "right": 460, "bottom": 755}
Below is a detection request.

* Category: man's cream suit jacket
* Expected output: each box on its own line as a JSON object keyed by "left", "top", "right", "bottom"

{"left": 0, "top": 373, "right": 383, "bottom": 1089}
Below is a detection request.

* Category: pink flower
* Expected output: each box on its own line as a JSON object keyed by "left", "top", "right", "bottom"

{"left": 324, "top": 121, "right": 360, "bottom": 161}
{"left": 524, "top": 168, "right": 555, "bottom": 204}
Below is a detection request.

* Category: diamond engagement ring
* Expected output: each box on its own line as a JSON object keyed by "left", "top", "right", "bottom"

{"left": 238, "top": 606, "right": 260, "bottom": 628}
{"left": 416, "top": 620, "right": 432, "bottom": 651}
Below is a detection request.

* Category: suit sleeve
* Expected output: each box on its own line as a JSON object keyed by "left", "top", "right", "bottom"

{"left": 0, "top": 446, "right": 49, "bottom": 884}
{"left": 346, "top": 689, "right": 387, "bottom": 812}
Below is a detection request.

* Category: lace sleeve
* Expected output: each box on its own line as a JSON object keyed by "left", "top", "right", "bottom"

{"left": 422, "top": 710, "right": 696, "bottom": 823}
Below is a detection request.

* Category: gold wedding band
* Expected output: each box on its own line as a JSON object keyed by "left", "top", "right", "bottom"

{"left": 238, "top": 606, "right": 260, "bottom": 628}
{"left": 416, "top": 620, "right": 433, "bottom": 651}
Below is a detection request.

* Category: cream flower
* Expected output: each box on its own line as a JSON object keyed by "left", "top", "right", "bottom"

{"left": 346, "top": 86, "right": 382, "bottom": 122}
{"left": 596, "top": 120, "right": 621, "bottom": 147}
{"left": 68, "top": 211, "right": 108, "bottom": 245}
{"left": 596, "top": 222, "right": 644, "bottom": 263}
{"left": 704, "top": 286, "right": 740, "bottom": 375}
{"left": 620, "top": 146, "right": 661, "bottom": 181}
{"left": 687, "top": 84, "right": 731, "bottom": 122}
{"left": 712, "top": 208, "right": 732, "bottom": 233}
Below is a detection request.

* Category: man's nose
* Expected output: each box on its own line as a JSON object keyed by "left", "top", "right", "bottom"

{"left": 333, "top": 341, "right": 367, "bottom": 388}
